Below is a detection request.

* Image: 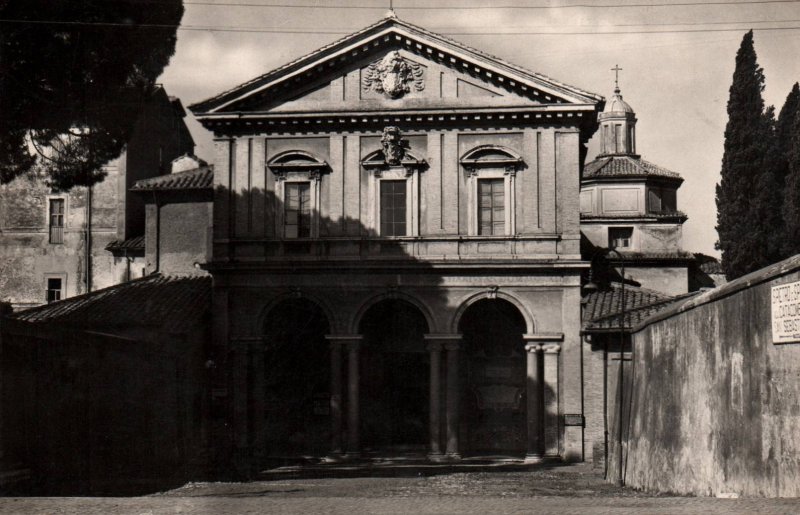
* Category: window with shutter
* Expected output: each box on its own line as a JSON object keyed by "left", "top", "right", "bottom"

{"left": 49, "top": 199, "right": 65, "bottom": 244}
{"left": 478, "top": 179, "right": 505, "bottom": 236}
{"left": 380, "top": 180, "right": 407, "bottom": 236}
{"left": 284, "top": 182, "right": 311, "bottom": 238}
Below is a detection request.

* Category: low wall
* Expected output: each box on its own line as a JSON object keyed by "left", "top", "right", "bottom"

{"left": 613, "top": 255, "right": 800, "bottom": 497}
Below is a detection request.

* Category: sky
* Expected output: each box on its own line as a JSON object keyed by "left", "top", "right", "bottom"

{"left": 157, "top": 0, "right": 800, "bottom": 257}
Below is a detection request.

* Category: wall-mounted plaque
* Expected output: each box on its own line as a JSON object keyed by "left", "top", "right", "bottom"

{"left": 771, "top": 280, "right": 800, "bottom": 344}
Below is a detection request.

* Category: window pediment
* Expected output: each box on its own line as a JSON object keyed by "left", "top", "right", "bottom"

{"left": 268, "top": 150, "right": 330, "bottom": 179}
{"left": 460, "top": 145, "right": 523, "bottom": 176}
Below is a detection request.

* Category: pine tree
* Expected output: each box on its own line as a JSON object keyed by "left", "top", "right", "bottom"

{"left": 0, "top": 0, "right": 184, "bottom": 190}
{"left": 715, "top": 31, "right": 779, "bottom": 280}
{"left": 783, "top": 93, "right": 800, "bottom": 256}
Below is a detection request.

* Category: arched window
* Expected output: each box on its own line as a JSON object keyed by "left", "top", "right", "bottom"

{"left": 267, "top": 151, "right": 329, "bottom": 239}
{"left": 460, "top": 145, "right": 524, "bottom": 236}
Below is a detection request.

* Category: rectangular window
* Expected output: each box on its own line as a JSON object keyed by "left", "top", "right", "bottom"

{"left": 46, "top": 278, "right": 62, "bottom": 303}
{"left": 284, "top": 182, "right": 311, "bottom": 238}
{"left": 380, "top": 180, "right": 407, "bottom": 236}
{"left": 49, "top": 198, "right": 65, "bottom": 244}
{"left": 648, "top": 187, "right": 662, "bottom": 213}
{"left": 478, "top": 179, "right": 505, "bottom": 236}
{"left": 615, "top": 124, "right": 623, "bottom": 153}
{"left": 609, "top": 227, "right": 633, "bottom": 249}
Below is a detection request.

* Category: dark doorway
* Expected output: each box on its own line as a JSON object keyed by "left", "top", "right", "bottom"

{"left": 459, "top": 298, "right": 527, "bottom": 456}
{"left": 359, "top": 299, "right": 429, "bottom": 452}
{"left": 262, "top": 298, "right": 331, "bottom": 456}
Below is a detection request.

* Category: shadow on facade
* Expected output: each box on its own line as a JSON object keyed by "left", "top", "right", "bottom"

{"left": 212, "top": 187, "right": 559, "bottom": 479}
{"left": 0, "top": 185, "right": 560, "bottom": 494}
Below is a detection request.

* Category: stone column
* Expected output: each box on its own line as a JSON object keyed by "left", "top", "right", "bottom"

{"left": 425, "top": 339, "right": 443, "bottom": 458}
{"left": 251, "top": 341, "right": 266, "bottom": 460}
{"left": 231, "top": 340, "right": 249, "bottom": 474}
{"left": 326, "top": 337, "right": 344, "bottom": 457}
{"left": 543, "top": 343, "right": 561, "bottom": 457}
{"left": 444, "top": 338, "right": 461, "bottom": 459}
{"left": 524, "top": 343, "right": 544, "bottom": 463}
{"left": 346, "top": 338, "right": 362, "bottom": 457}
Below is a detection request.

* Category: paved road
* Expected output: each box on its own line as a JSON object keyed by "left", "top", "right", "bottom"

{"left": 3, "top": 466, "right": 799, "bottom": 514}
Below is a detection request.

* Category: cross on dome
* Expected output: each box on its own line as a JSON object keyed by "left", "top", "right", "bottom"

{"left": 611, "top": 64, "right": 623, "bottom": 93}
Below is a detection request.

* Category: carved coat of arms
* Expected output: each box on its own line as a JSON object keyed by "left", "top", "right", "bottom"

{"left": 362, "top": 51, "right": 424, "bottom": 99}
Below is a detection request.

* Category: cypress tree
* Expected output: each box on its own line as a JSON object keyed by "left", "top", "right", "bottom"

{"left": 715, "top": 31, "right": 778, "bottom": 279}
{"left": 778, "top": 83, "right": 800, "bottom": 257}
{"left": 783, "top": 93, "right": 800, "bottom": 256}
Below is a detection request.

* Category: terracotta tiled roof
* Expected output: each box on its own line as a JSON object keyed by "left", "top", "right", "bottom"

{"left": 694, "top": 253, "right": 724, "bottom": 274}
{"left": 105, "top": 235, "right": 145, "bottom": 252}
{"left": 10, "top": 274, "right": 211, "bottom": 333}
{"left": 583, "top": 156, "right": 682, "bottom": 180}
{"left": 131, "top": 167, "right": 213, "bottom": 191}
{"left": 582, "top": 283, "right": 695, "bottom": 331}
{"left": 610, "top": 250, "right": 696, "bottom": 262}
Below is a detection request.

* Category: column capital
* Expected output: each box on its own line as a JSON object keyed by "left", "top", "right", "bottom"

{"left": 424, "top": 334, "right": 462, "bottom": 341}
{"left": 523, "top": 333, "right": 564, "bottom": 342}
{"left": 543, "top": 343, "right": 561, "bottom": 354}
{"left": 426, "top": 341, "right": 443, "bottom": 352}
{"left": 444, "top": 341, "right": 461, "bottom": 351}
{"left": 326, "top": 335, "right": 363, "bottom": 349}
{"left": 524, "top": 343, "right": 543, "bottom": 353}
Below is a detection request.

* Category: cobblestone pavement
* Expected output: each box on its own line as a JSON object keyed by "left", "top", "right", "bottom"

{"left": 3, "top": 465, "right": 800, "bottom": 514}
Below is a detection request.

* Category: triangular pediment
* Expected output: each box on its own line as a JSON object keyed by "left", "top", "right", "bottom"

{"left": 190, "top": 16, "right": 602, "bottom": 116}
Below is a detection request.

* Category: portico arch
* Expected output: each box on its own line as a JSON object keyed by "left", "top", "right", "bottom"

{"left": 257, "top": 290, "right": 342, "bottom": 336}
{"left": 350, "top": 291, "right": 437, "bottom": 335}
{"left": 450, "top": 290, "right": 535, "bottom": 335}
{"left": 260, "top": 297, "right": 332, "bottom": 456}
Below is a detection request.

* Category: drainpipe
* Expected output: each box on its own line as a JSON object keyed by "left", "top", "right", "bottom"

{"left": 153, "top": 190, "right": 160, "bottom": 273}
{"left": 85, "top": 185, "right": 93, "bottom": 293}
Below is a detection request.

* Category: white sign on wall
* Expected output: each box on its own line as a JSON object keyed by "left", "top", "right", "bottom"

{"left": 772, "top": 280, "right": 800, "bottom": 344}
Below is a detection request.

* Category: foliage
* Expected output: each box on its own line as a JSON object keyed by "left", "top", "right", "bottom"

{"left": 715, "top": 31, "right": 781, "bottom": 280}
{"left": 0, "top": 0, "right": 184, "bottom": 191}
{"left": 783, "top": 85, "right": 800, "bottom": 256}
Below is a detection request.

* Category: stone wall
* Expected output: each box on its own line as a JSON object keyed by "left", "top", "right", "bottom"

{"left": 610, "top": 255, "right": 800, "bottom": 497}
{"left": 1, "top": 321, "right": 210, "bottom": 495}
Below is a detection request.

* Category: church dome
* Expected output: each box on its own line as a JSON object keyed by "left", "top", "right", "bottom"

{"left": 603, "top": 87, "right": 634, "bottom": 114}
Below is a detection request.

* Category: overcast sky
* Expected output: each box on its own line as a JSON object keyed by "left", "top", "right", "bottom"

{"left": 157, "top": 0, "right": 800, "bottom": 257}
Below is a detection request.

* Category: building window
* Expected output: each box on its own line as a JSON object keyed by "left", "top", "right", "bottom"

{"left": 380, "top": 180, "right": 407, "bottom": 236}
{"left": 268, "top": 150, "right": 330, "bottom": 240}
{"left": 609, "top": 227, "right": 633, "bottom": 249}
{"left": 46, "top": 277, "right": 62, "bottom": 303}
{"left": 49, "top": 198, "right": 65, "bottom": 244}
{"left": 284, "top": 182, "right": 311, "bottom": 238}
{"left": 460, "top": 145, "right": 523, "bottom": 237}
{"left": 478, "top": 179, "right": 505, "bottom": 235}
{"left": 615, "top": 124, "right": 623, "bottom": 153}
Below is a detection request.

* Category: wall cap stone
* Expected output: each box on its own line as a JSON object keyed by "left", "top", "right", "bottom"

{"left": 632, "top": 253, "right": 800, "bottom": 333}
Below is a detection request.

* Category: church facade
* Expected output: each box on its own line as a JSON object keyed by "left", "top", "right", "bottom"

{"left": 190, "top": 15, "right": 605, "bottom": 468}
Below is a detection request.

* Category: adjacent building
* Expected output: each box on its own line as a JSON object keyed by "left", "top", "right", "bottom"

{"left": 580, "top": 84, "right": 693, "bottom": 296}
{"left": 0, "top": 86, "right": 194, "bottom": 309}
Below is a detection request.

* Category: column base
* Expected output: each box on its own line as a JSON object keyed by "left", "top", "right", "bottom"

{"left": 524, "top": 453, "right": 545, "bottom": 464}
{"left": 322, "top": 453, "right": 344, "bottom": 463}
{"left": 342, "top": 452, "right": 362, "bottom": 460}
{"left": 444, "top": 453, "right": 462, "bottom": 461}
{"left": 427, "top": 452, "right": 446, "bottom": 462}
